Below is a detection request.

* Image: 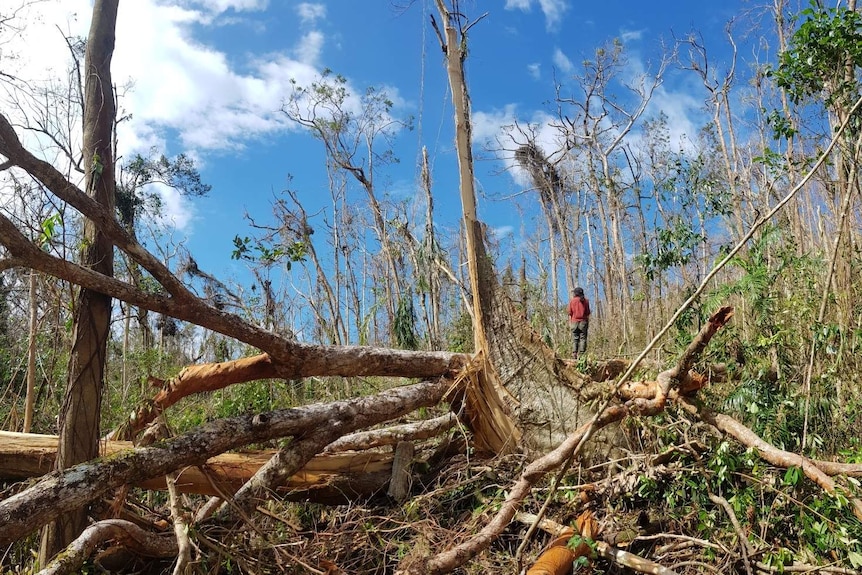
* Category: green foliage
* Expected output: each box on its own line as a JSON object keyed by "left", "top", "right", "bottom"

{"left": 394, "top": 296, "right": 419, "bottom": 350}
{"left": 445, "top": 310, "right": 473, "bottom": 353}
{"left": 0, "top": 276, "right": 12, "bottom": 386}
{"left": 637, "top": 141, "right": 730, "bottom": 283}
{"left": 38, "top": 213, "right": 63, "bottom": 248}
{"left": 637, "top": 217, "right": 703, "bottom": 282}
{"left": 566, "top": 534, "right": 597, "bottom": 567}
{"left": 631, "top": 413, "right": 862, "bottom": 571}
{"left": 231, "top": 235, "right": 308, "bottom": 268}
{"left": 771, "top": 3, "right": 862, "bottom": 107}
{"left": 117, "top": 151, "right": 211, "bottom": 227}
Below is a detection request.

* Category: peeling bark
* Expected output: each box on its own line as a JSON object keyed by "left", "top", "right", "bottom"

{"left": 108, "top": 354, "right": 465, "bottom": 440}
{"left": 0, "top": 430, "right": 397, "bottom": 497}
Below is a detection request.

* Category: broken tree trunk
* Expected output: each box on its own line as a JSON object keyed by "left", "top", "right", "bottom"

{"left": 0, "top": 377, "right": 453, "bottom": 545}
{"left": 108, "top": 351, "right": 468, "bottom": 441}
{"left": 0, "top": 430, "right": 396, "bottom": 499}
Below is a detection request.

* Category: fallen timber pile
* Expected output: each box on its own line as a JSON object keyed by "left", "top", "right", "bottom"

{"left": 3, "top": 307, "right": 862, "bottom": 575}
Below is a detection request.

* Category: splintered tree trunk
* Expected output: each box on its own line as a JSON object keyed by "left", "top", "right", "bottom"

{"left": 435, "top": 0, "right": 491, "bottom": 352}
{"left": 433, "top": 2, "right": 522, "bottom": 454}
{"left": 40, "top": 0, "right": 118, "bottom": 563}
{"left": 431, "top": 4, "right": 625, "bottom": 457}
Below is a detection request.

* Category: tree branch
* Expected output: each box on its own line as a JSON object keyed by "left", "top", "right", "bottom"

{"left": 34, "top": 519, "right": 177, "bottom": 575}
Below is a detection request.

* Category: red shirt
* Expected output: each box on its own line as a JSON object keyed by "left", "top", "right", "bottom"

{"left": 568, "top": 296, "right": 591, "bottom": 323}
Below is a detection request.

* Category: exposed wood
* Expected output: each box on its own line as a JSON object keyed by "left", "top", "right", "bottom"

{"left": 516, "top": 512, "right": 681, "bottom": 575}
{"left": 0, "top": 430, "right": 397, "bottom": 496}
{"left": 0, "top": 164, "right": 467, "bottom": 384}
{"left": 399, "top": 406, "right": 629, "bottom": 575}
{"left": 387, "top": 441, "right": 415, "bottom": 503}
{"left": 108, "top": 354, "right": 468, "bottom": 441}
{"left": 524, "top": 511, "right": 598, "bottom": 575}
{"left": 218, "top": 420, "right": 356, "bottom": 520}
{"left": 400, "top": 308, "right": 734, "bottom": 574}
{"left": 430, "top": 1, "right": 522, "bottom": 458}
{"left": 0, "top": 377, "right": 452, "bottom": 545}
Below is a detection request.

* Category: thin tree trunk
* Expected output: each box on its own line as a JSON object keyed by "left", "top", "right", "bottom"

{"left": 24, "top": 270, "right": 37, "bottom": 433}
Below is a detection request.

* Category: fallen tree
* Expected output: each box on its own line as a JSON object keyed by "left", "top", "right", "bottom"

{"left": 0, "top": 377, "right": 453, "bottom": 544}
{"left": 1, "top": 415, "right": 459, "bottom": 494}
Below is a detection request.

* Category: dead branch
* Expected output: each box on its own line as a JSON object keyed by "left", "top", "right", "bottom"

{"left": 166, "top": 473, "right": 192, "bottom": 575}
{"left": 754, "top": 561, "right": 860, "bottom": 574}
{"left": 397, "top": 406, "right": 629, "bottom": 575}
{"left": 709, "top": 493, "right": 753, "bottom": 575}
{"left": 401, "top": 307, "right": 734, "bottom": 574}
{"left": 0, "top": 430, "right": 395, "bottom": 497}
{"left": 33, "top": 519, "right": 177, "bottom": 575}
{"left": 324, "top": 413, "right": 457, "bottom": 452}
{"left": 219, "top": 425, "right": 351, "bottom": 520}
{"left": 0, "top": 377, "right": 452, "bottom": 544}
{"left": 678, "top": 398, "right": 862, "bottom": 520}
{"left": 387, "top": 441, "right": 415, "bottom": 503}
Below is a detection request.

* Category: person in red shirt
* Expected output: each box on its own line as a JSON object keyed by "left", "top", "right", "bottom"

{"left": 567, "top": 287, "right": 591, "bottom": 359}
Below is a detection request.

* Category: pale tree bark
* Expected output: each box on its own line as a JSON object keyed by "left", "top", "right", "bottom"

{"left": 430, "top": 3, "right": 521, "bottom": 455}
{"left": 282, "top": 76, "right": 405, "bottom": 340}
{"left": 431, "top": 1, "right": 491, "bottom": 352}
{"left": 554, "top": 43, "right": 666, "bottom": 351}
{"left": 23, "top": 269, "right": 36, "bottom": 432}
{"left": 40, "top": 0, "right": 118, "bottom": 562}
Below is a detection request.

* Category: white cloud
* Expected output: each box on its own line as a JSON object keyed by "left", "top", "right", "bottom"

{"left": 2, "top": 0, "right": 328, "bottom": 233}
{"left": 645, "top": 86, "right": 701, "bottom": 151}
{"left": 620, "top": 28, "right": 644, "bottom": 43}
{"left": 473, "top": 105, "right": 566, "bottom": 188}
{"left": 0, "top": 0, "right": 91, "bottom": 84}
{"left": 505, "top": 0, "right": 569, "bottom": 30}
{"left": 181, "top": 0, "right": 270, "bottom": 16}
{"left": 472, "top": 105, "right": 518, "bottom": 144}
{"left": 296, "top": 3, "right": 326, "bottom": 25}
{"left": 145, "top": 182, "right": 197, "bottom": 231}
{"left": 295, "top": 30, "right": 324, "bottom": 65}
{"left": 491, "top": 225, "right": 514, "bottom": 239}
{"left": 527, "top": 62, "right": 541, "bottom": 80}
{"left": 616, "top": 51, "right": 702, "bottom": 154}
{"left": 552, "top": 48, "right": 573, "bottom": 74}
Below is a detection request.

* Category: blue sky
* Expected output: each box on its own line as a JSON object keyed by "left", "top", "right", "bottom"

{"left": 7, "top": 0, "right": 755, "bottom": 287}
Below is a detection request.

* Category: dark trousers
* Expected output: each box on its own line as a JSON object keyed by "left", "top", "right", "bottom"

{"left": 572, "top": 321, "right": 589, "bottom": 355}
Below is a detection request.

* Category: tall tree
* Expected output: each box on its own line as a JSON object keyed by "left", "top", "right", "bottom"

{"left": 39, "top": 0, "right": 118, "bottom": 562}
{"left": 431, "top": 1, "right": 493, "bottom": 351}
